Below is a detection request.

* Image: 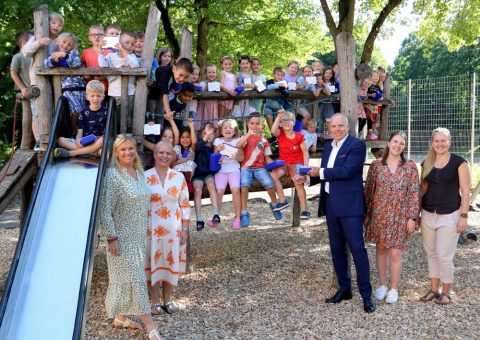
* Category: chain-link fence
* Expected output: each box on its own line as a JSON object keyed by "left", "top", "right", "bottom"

{"left": 388, "top": 73, "right": 479, "bottom": 164}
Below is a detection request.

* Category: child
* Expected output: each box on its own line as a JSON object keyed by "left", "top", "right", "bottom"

{"left": 169, "top": 82, "right": 195, "bottom": 129}
{"left": 285, "top": 60, "right": 300, "bottom": 84}
{"left": 81, "top": 24, "right": 109, "bottom": 92}
{"left": 232, "top": 55, "right": 255, "bottom": 119}
{"left": 54, "top": 80, "right": 106, "bottom": 158}
{"left": 295, "top": 65, "right": 314, "bottom": 127}
{"left": 189, "top": 64, "right": 201, "bottom": 124}
{"left": 173, "top": 119, "right": 197, "bottom": 182}
{"left": 251, "top": 57, "right": 266, "bottom": 113}
{"left": 44, "top": 32, "right": 86, "bottom": 135}
{"left": 197, "top": 64, "right": 219, "bottom": 129}
{"left": 146, "top": 47, "right": 173, "bottom": 117}
{"left": 302, "top": 119, "right": 318, "bottom": 153}
{"left": 236, "top": 113, "right": 290, "bottom": 228}
{"left": 264, "top": 67, "right": 291, "bottom": 129}
{"left": 213, "top": 119, "right": 244, "bottom": 230}
{"left": 144, "top": 112, "right": 179, "bottom": 152}
{"left": 100, "top": 31, "right": 139, "bottom": 131}
{"left": 11, "top": 31, "right": 37, "bottom": 146}
{"left": 133, "top": 31, "right": 159, "bottom": 71}
{"left": 192, "top": 123, "right": 220, "bottom": 231}
{"left": 317, "top": 68, "right": 337, "bottom": 138}
{"left": 357, "top": 77, "right": 371, "bottom": 137}
{"left": 270, "top": 110, "right": 310, "bottom": 220}
{"left": 312, "top": 60, "right": 324, "bottom": 74}
{"left": 218, "top": 55, "right": 237, "bottom": 118}
{"left": 105, "top": 24, "right": 121, "bottom": 37}
{"left": 23, "top": 12, "right": 64, "bottom": 88}
{"left": 365, "top": 70, "right": 383, "bottom": 140}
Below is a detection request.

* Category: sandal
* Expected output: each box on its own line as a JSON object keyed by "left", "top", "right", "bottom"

{"left": 151, "top": 303, "right": 164, "bottom": 316}
{"left": 162, "top": 301, "right": 177, "bottom": 314}
{"left": 420, "top": 290, "right": 440, "bottom": 302}
{"left": 112, "top": 317, "right": 143, "bottom": 330}
{"left": 434, "top": 292, "right": 452, "bottom": 305}
{"left": 148, "top": 329, "right": 163, "bottom": 340}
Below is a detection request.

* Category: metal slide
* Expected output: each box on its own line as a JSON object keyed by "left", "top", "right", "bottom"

{"left": 0, "top": 96, "right": 116, "bottom": 339}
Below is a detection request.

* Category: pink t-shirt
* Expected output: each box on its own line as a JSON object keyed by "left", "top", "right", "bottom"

{"left": 278, "top": 129, "right": 305, "bottom": 165}
{"left": 241, "top": 135, "right": 272, "bottom": 169}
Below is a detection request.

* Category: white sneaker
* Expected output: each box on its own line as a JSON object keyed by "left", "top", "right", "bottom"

{"left": 374, "top": 285, "right": 388, "bottom": 300}
{"left": 385, "top": 289, "right": 399, "bottom": 303}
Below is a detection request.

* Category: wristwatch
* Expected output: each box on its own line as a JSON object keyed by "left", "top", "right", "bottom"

{"left": 460, "top": 213, "right": 468, "bottom": 218}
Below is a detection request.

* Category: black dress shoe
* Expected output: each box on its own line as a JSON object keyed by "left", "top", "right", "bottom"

{"left": 325, "top": 290, "right": 353, "bottom": 304}
{"left": 363, "top": 297, "right": 376, "bottom": 313}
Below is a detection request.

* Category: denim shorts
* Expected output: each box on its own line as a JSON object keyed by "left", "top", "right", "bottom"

{"left": 240, "top": 167, "right": 274, "bottom": 189}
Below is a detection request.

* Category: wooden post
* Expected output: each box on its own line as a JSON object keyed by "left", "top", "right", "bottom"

{"left": 20, "top": 100, "right": 33, "bottom": 149}
{"left": 53, "top": 75, "right": 62, "bottom": 106}
{"left": 336, "top": 32, "right": 357, "bottom": 136}
{"left": 180, "top": 28, "right": 193, "bottom": 59}
{"left": 33, "top": 5, "right": 53, "bottom": 149}
{"left": 133, "top": 4, "right": 161, "bottom": 146}
{"left": 379, "top": 74, "right": 391, "bottom": 140}
{"left": 291, "top": 188, "right": 301, "bottom": 228}
{"left": 120, "top": 77, "right": 128, "bottom": 133}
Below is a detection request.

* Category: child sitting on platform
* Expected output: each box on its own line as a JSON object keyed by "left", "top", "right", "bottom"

{"left": 44, "top": 32, "right": 86, "bottom": 134}
{"left": 54, "top": 80, "right": 106, "bottom": 158}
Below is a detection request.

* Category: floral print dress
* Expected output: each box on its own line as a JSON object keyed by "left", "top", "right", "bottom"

{"left": 364, "top": 159, "right": 420, "bottom": 249}
{"left": 144, "top": 168, "right": 191, "bottom": 287}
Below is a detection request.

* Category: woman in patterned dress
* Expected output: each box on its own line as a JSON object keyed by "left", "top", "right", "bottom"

{"left": 100, "top": 134, "right": 161, "bottom": 340}
{"left": 364, "top": 131, "right": 420, "bottom": 304}
{"left": 145, "top": 141, "right": 191, "bottom": 315}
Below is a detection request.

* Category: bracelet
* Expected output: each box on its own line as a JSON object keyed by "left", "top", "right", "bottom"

{"left": 460, "top": 213, "right": 468, "bottom": 218}
{"left": 107, "top": 236, "right": 118, "bottom": 242}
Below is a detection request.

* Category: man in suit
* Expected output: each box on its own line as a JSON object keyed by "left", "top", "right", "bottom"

{"left": 308, "top": 113, "right": 375, "bottom": 313}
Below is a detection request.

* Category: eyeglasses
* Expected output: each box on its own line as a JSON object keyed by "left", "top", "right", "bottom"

{"left": 89, "top": 33, "right": 105, "bottom": 38}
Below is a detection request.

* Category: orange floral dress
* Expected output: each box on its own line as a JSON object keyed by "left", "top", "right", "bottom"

{"left": 144, "top": 168, "right": 191, "bottom": 286}
{"left": 364, "top": 159, "right": 420, "bottom": 249}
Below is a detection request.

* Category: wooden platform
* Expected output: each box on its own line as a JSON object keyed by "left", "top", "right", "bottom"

{"left": 0, "top": 150, "right": 36, "bottom": 214}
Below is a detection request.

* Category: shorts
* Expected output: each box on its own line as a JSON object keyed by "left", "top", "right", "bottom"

{"left": 274, "top": 164, "right": 297, "bottom": 178}
{"left": 192, "top": 173, "right": 214, "bottom": 185}
{"left": 64, "top": 90, "right": 87, "bottom": 115}
{"left": 215, "top": 171, "right": 240, "bottom": 190}
{"left": 240, "top": 167, "right": 274, "bottom": 189}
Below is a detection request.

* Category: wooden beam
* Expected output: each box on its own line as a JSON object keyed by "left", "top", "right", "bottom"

{"left": 180, "top": 28, "right": 193, "bottom": 59}
{"left": 35, "top": 67, "right": 148, "bottom": 76}
{"left": 20, "top": 100, "right": 33, "bottom": 150}
{"left": 379, "top": 74, "right": 391, "bottom": 140}
{"left": 120, "top": 77, "right": 128, "bottom": 133}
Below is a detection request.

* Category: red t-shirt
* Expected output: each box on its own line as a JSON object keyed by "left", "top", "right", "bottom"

{"left": 241, "top": 135, "right": 272, "bottom": 169}
{"left": 81, "top": 48, "right": 109, "bottom": 91}
{"left": 278, "top": 129, "right": 305, "bottom": 165}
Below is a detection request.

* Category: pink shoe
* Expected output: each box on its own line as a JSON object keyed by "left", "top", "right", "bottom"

{"left": 370, "top": 132, "right": 379, "bottom": 140}
{"left": 232, "top": 217, "right": 241, "bottom": 230}
{"left": 365, "top": 131, "right": 373, "bottom": 140}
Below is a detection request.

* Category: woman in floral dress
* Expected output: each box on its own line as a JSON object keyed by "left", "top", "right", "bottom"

{"left": 364, "top": 131, "right": 420, "bottom": 304}
{"left": 100, "top": 134, "right": 161, "bottom": 339}
{"left": 145, "top": 141, "right": 191, "bottom": 315}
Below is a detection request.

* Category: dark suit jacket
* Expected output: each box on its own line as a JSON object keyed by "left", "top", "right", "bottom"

{"left": 318, "top": 134, "right": 366, "bottom": 218}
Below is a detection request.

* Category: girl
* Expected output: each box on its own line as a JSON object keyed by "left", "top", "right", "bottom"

{"left": 218, "top": 56, "right": 237, "bottom": 119}
{"left": 192, "top": 122, "right": 220, "bottom": 231}
{"left": 295, "top": 65, "right": 314, "bottom": 127}
{"left": 251, "top": 57, "right": 266, "bottom": 113}
{"left": 144, "top": 112, "right": 179, "bottom": 152}
{"left": 157, "top": 47, "right": 173, "bottom": 67}
{"left": 357, "top": 77, "right": 371, "bottom": 138}
{"left": 189, "top": 64, "right": 201, "bottom": 125}
{"left": 197, "top": 64, "right": 219, "bottom": 129}
{"left": 365, "top": 70, "right": 383, "bottom": 140}
{"left": 147, "top": 47, "right": 173, "bottom": 117}
{"left": 173, "top": 118, "right": 197, "bottom": 183}
{"left": 44, "top": 32, "right": 85, "bottom": 134}
{"left": 213, "top": 119, "right": 244, "bottom": 230}
{"left": 232, "top": 55, "right": 255, "bottom": 119}
{"left": 318, "top": 67, "right": 337, "bottom": 138}
{"left": 312, "top": 60, "right": 324, "bottom": 74}
{"left": 285, "top": 60, "right": 300, "bottom": 84}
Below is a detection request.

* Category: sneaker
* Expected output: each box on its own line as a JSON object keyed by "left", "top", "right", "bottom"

{"left": 374, "top": 285, "right": 388, "bottom": 301}
{"left": 232, "top": 217, "right": 241, "bottom": 230}
{"left": 272, "top": 200, "right": 291, "bottom": 212}
{"left": 196, "top": 221, "right": 205, "bottom": 231}
{"left": 300, "top": 211, "right": 311, "bottom": 220}
{"left": 54, "top": 147, "right": 70, "bottom": 158}
{"left": 385, "top": 289, "right": 399, "bottom": 304}
{"left": 206, "top": 214, "right": 220, "bottom": 228}
{"left": 365, "top": 131, "right": 373, "bottom": 140}
{"left": 269, "top": 203, "right": 283, "bottom": 220}
{"left": 34, "top": 142, "right": 40, "bottom": 151}
{"left": 240, "top": 211, "right": 250, "bottom": 228}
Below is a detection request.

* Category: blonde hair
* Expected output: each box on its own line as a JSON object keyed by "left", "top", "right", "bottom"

{"left": 421, "top": 127, "right": 451, "bottom": 182}
{"left": 218, "top": 119, "right": 240, "bottom": 138}
{"left": 49, "top": 12, "right": 64, "bottom": 25}
{"left": 57, "top": 32, "right": 77, "bottom": 47}
{"left": 111, "top": 134, "right": 143, "bottom": 174}
{"left": 220, "top": 55, "right": 233, "bottom": 64}
{"left": 284, "top": 111, "right": 295, "bottom": 120}
{"left": 306, "top": 119, "right": 317, "bottom": 128}
{"left": 86, "top": 80, "right": 105, "bottom": 93}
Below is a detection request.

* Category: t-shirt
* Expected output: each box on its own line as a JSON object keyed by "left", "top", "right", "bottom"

{"left": 213, "top": 137, "right": 240, "bottom": 173}
{"left": 150, "top": 65, "right": 178, "bottom": 101}
{"left": 241, "top": 135, "right": 271, "bottom": 169}
{"left": 81, "top": 48, "right": 109, "bottom": 91}
{"left": 78, "top": 106, "right": 107, "bottom": 137}
{"left": 278, "top": 129, "right": 305, "bottom": 165}
{"left": 11, "top": 52, "right": 31, "bottom": 89}
{"left": 301, "top": 130, "right": 317, "bottom": 150}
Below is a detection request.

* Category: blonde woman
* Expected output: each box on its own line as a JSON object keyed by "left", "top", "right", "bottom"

{"left": 100, "top": 135, "right": 162, "bottom": 339}
{"left": 419, "top": 128, "right": 470, "bottom": 305}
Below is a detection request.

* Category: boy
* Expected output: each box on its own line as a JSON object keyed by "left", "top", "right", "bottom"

{"left": 302, "top": 119, "right": 318, "bottom": 153}
{"left": 11, "top": 31, "right": 37, "bottom": 147}
{"left": 236, "top": 113, "right": 291, "bottom": 227}
{"left": 264, "top": 66, "right": 291, "bottom": 129}
{"left": 81, "top": 24, "right": 108, "bottom": 92}
{"left": 100, "top": 31, "right": 139, "bottom": 130}
{"left": 168, "top": 82, "right": 195, "bottom": 129}
{"left": 153, "top": 58, "right": 194, "bottom": 118}
{"left": 270, "top": 110, "right": 310, "bottom": 220}
{"left": 54, "top": 80, "right": 106, "bottom": 158}
{"left": 102, "top": 24, "right": 121, "bottom": 56}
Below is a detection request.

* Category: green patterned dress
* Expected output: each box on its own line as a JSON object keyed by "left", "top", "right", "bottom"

{"left": 99, "top": 167, "right": 151, "bottom": 318}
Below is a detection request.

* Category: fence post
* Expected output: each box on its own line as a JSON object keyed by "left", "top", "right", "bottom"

{"left": 471, "top": 73, "right": 476, "bottom": 167}
{"left": 407, "top": 79, "right": 412, "bottom": 159}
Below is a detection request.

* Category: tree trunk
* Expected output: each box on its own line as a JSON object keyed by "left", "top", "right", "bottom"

{"left": 155, "top": 0, "right": 181, "bottom": 59}
{"left": 195, "top": 0, "right": 209, "bottom": 78}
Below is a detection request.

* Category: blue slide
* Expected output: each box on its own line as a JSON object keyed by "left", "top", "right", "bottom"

{"left": 0, "top": 97, "right": 116, "bottom": 339}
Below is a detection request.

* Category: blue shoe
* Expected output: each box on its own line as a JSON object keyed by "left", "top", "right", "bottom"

{"left": 272, "top": 200, "right": 291, "bottom": 212}
{"left": 269, "top": 203, "right": 283, "bottom": 220}
{"left": 54, "top": 147, "right": 70, "bottom": 158}
{"left": 240, "top": 211, "right": 250, "bottom": 228}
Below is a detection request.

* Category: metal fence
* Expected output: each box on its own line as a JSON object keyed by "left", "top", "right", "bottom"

{"left": 388, "top": 73, "right": 479, "bottom": 164}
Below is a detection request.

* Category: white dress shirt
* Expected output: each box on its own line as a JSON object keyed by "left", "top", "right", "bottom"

{"left": 320, "top": 134, "right": 349, "bottom": 193}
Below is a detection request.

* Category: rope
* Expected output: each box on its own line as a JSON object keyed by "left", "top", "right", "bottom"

{"left": 0, "top": 99, "right": 19, "bottom": 185}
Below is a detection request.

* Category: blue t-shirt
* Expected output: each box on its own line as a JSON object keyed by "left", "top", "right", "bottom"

{"left": 78, "top": 106, "right": 107, "bottom": 137}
